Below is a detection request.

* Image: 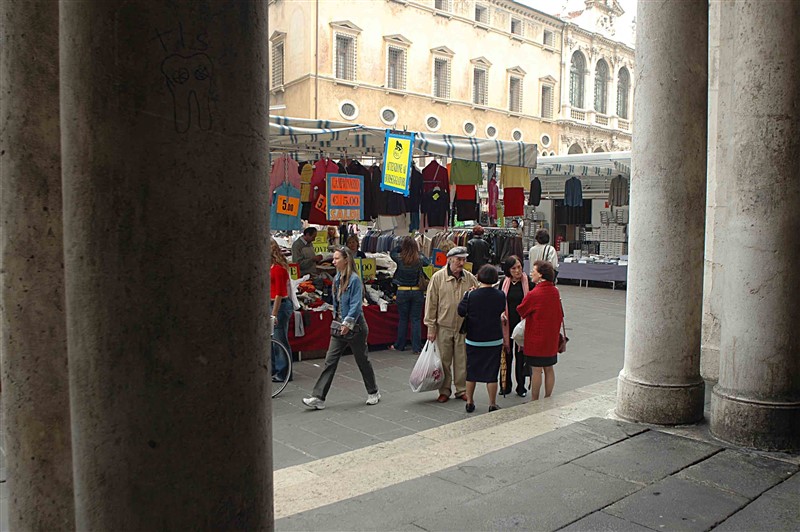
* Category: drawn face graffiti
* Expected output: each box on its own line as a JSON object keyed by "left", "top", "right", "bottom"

{"left": 392, "top": 140, "right": 403, "bottom": 160}
{"left": 161, "top": 53, "right": 213, "bottom": 133}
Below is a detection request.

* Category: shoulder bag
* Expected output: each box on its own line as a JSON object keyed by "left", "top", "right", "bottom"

{"left": 558, "top": 299, "right": 569, "bottom": 353}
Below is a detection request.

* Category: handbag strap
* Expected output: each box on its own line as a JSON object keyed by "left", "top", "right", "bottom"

{"left": 560, "top": 298, "right": 567, "bottom": 336}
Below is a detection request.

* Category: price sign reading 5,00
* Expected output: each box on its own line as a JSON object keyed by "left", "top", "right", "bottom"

{"left": 276, "top": 195, "right": 300, "bottom": 216}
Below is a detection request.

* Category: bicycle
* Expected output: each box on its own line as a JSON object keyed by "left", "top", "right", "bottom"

{"left": 270, "top": 337, "right": 293, "bottom": 398}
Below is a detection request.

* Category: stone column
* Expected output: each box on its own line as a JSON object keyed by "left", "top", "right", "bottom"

{"left": 711, "top": 0, "right": 800, "bottom": 451}
{"left": 616, "top": 0, "right": 708, "bottom": 424}
{"left": 60, "top": 1, "right": 272, "bottom": 528}
{"left": 0, "top": 2, "right": 75, "bottom": 529}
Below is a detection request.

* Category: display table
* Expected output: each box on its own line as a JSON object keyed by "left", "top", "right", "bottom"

{"left": 288, "top": 304, "right": 428, "bottom": 356}
{"left": 558, "top": 262, "right": 627, "bottom": 289}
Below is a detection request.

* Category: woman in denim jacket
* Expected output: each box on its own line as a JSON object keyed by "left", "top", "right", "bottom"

{"left": 303, "top": 248, "right": 380, "bottom": 410}
{"left": 390, "top": 237, "right": 430, "bottom": 355}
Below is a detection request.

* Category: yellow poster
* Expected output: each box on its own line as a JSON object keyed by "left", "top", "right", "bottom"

{"left": 381, "top": 131, "right": 415, "bottom": 195}
{"left": 354, "top": 258, "right": 377, "bottom": 280}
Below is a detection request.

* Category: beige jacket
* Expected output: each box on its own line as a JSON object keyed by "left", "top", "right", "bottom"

{"left": 424, "top": 266, "right": 478, "bottom": 333}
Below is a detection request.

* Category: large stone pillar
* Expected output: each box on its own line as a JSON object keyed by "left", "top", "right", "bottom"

{"left": 711, "top": 0, "right": 800, "bottom": 451}
{"left": 616, "top": 0, "right": 708, "bottom": 424}
{"left": 0, "top": 2, "right": 75, "bottom": 529}
{"left": 60, "top": 1, "right": 272, "bottom": 528}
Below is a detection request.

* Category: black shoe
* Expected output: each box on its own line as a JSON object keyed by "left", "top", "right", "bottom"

{"left": 516, "top": 389, "right": 527, "bottom": 397}
{"left": 466, "top": 403, "right": 476, "bottom": 413}
{"left": 488, "top": 405, "right": 501, "bottom": 412}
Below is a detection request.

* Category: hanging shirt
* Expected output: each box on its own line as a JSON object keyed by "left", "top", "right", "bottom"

{"left": 269, "top": 155, "right": 301, "bottom": 201}
{"left": 609, "top": 175, "right": 629, "bottom": 206}
{"left": 271, "top": 183, "right": 303, "bottom": 231}
{"left": 456, "top": 185, "right": 477, "bottom": 200}
{"left": 564, "top": 177, "right": 584, "bottom": 207}
{"left": 500, "top": 165, "right": 529, "bottom": 188}
{"left": 422, "top": 160, "right": 450, "bottom": 193}
{"left": 313, "top": 158, "right": 338, "bottom": 187}
{"left": 503, "top": 187, "right": 525, "bottom": 217}
{"left": 450, "top": 159, "right": 483, "bottom": 185}
{"left": 529, "top": 176, "right": 542, "bottom": 206}
{"left": 299, "top": 162, "right": 313, "bottom": 202}
{"left": 405, "top": 167, "right": 424, "bottom": 213}
{"left": 455, "top": 200, "right": 477, "bottom": 221}
{"left": 346, "top": 160, "right": 373, "bottom": 221}
{"left": 488, "top": 178, "right": 499, "bottom": 218}
{"left": 422, "top": 188, "right": 450, "bottom": 227}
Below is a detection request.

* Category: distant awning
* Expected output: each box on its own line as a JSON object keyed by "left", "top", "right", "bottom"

{"left": 532, "top": 151, "right": 631, "bottom": 198}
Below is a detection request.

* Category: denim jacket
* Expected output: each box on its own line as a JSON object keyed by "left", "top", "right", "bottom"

{"left": 333, "top": 271, "right": 363, "bottom": 327}
{"left": 390, "top": 247, "right": 431, "bottom": 287}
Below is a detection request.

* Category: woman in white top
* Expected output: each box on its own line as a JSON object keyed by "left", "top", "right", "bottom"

{"left": 529, "top": 229, "right": 559, "bottom": 278}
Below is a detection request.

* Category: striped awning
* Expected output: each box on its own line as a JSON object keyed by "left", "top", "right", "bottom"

{"left": 269, "top": 115, "right": 537, "bottom": 168}
{"left": 532, "top": 151, "right": 631, "bottom": 198}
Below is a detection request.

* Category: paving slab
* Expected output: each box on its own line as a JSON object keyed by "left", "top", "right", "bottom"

{"left": 714, "top": 472, "right": 800, "bottom": 532}
{"left": 573, "top": 429, "right": 721, "bottom": 484}
{"left": 560, "top": 510, "right": 653, "bottom": 531}
{"left": 676, "top": 448, "right": 799, "bottom": 499}
{"left": 604, "top": 476, "right": 748, "bottom": 531}
{"left": 415, "top": 463, "right": 640, "bottom": 531}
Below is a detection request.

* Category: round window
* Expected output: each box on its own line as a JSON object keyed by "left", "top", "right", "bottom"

{"left": 338, "top": 100, "right": 359, "bottom": 120}
{"left": 512, "top": 129, "right": 523, "bottom": 141}
{"left": 425, "top": 114, "right": 441, "bottom": 132}
{"left": 540, "top": 134, "right": 551, "bottom": 147}
{"left": 486, "top": 125, "right": 498, "bottom": 138}
{"left": 380, "top": 107, "right": 398, "bottom": 125}
{"left": 463, "top": 121, "right": 476, "bottom": 136}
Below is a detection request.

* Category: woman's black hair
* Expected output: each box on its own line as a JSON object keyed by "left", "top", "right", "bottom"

{"left": 501, "top": 255, "right": 523, "bottom": 277}
{"left": 477, "top": 264, "right": 499, "bottom": 285}
{"left": 535, "top": 228, "right": 550, "bottom": 245}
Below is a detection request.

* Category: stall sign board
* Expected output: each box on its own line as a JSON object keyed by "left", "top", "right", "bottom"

{"left": 276, "top": 195, "right": 300, "bottom": 217}
{"left": 432, "top": 248, "right": 447, "bottom": 267}
{"left": 326, "top": 173, "right": 364, "bottom": 221}
{"left": 354, "top": 258, "right": 376, "bottom": 281}
{"left": 381, "top": 131, "right": 415, "bottom": 196}
{"left": 464, "top": 262, "right": 473, "bottom": 273}
{"left": 423, "top": 265, "right": 435, "bottom": 279}
{"left": 288, "top": 263, "right": 300, "bottom": 280}
{"left": 313, "top": 233, "right": 328, "bottom": 254}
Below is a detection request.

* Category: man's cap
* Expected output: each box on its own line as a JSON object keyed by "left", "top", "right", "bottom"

{"left": 446, "top": 246, "right": 469, "bottom": 258}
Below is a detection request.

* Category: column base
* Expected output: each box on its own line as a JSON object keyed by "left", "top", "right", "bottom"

{"left": 711, "top": 386, "right": 800, "bottom": 452}
{"left": 615, "top": 373, "right": 705, "bottom": 425}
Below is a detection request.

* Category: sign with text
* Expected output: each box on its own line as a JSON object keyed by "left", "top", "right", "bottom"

{"left": 313, "top": 233, "right": 328, "bottom": 254}
{"left": 275, "top": 195, "right": 300, "bottom": 216}
{"left": 381, "top": 131, "right": 415, "bottom": 196}
{"left": 288, "top": 263, "right": 300, "bottom": 280}
{"left": 354, "top": 258, "right": 376, "bottom": 281}
{"left": 326, "top": 173, "right": 364, "bottom": 221}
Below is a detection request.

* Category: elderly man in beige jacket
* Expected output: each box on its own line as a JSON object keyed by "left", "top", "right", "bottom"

{"left": 424, "top": 246, "right": 479, "bottom": 402}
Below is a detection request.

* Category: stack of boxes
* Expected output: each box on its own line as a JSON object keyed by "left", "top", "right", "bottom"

{"left": 597, "top": 207, "right": 628, "bottom": 256}
{"left": 522, "top": 206, "right": 547, "bottom": 250}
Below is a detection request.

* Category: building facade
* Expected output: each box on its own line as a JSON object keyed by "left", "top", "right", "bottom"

{"left": 268, "top": 0, "right": 633, "bottom": 157}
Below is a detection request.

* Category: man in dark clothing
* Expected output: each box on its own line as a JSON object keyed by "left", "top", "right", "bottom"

{"left": 467, "top": 225, "right": 492, "bottom": 273}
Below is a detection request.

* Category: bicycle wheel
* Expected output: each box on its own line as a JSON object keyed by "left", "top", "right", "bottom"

{"left": 270, "top": 338, "right": 292, "bottom": 398}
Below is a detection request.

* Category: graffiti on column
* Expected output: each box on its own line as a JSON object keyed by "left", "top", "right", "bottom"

{"left": 153, "top": 22, "right": 215, "bottom": 133}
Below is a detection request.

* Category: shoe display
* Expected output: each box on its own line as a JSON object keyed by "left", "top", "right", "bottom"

{"left": 366, "top": 391, "right": 381, "bottom": 405}
{"left": 302, "top": 396, "right": 325, "bottom": 410}
{"left": 466, "top": 403, "right": 476, "bottom": 413}
{"left": 488, "top": 405, "right": 501, "bottom": 412}
{"left": 436, "top": 394, "right": 449, "bottom": 403}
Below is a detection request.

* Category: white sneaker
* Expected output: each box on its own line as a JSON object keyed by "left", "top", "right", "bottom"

{"left": 366, "top": 392, "right": 381, "bottom": 405}
{"left": 302, "top": 396, "right": 325, "bottom": 410}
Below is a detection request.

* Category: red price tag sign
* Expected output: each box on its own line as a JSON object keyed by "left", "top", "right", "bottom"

{"left": 276, "top": 195, "right": 300, "bottom": 216}
{"left": 315, "top": 194, "right": 327, "bottom": 213}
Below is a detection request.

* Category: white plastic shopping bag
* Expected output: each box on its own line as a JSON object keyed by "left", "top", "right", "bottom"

{"left": 409, "top": 340, "right": 444, "bottom": 393}
{"left": 512, "top": 319, "right": 526, "bottom": 347}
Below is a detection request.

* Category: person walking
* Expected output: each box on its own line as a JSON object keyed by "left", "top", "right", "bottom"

{"left": 303, "top": 248, "right": 380, "bottom": 410}
{"left": 390, "top": 237, "right": 430, "bottom": 355}
{"left": 466, "top": 225, "right": 492, "bottom": 273}
{"left": 292, "top": 226, "right": 323, "bottom": 276}
{"left": 458, "top": 265, "right": 506, "bottom": 413}
{"left": 424, "top": 246, "right": 479, "bottom": 403}
{"left": 499, "top": 255, "right": 533, "bottom": 397}
{"left": 528, "top": 229, "right": 558, "bottom": 279}
{"left": 516, "top": 260, "right": 563, "bottom": 400}
{"left": 270, "top": 239, "right": 293, "bottom": 382}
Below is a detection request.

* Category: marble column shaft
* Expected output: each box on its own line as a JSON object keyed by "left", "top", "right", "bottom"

{"left": 0, "top": 1, "right": 75, "bottom": 529}
{"left": 616, "top": 0, "right": 708, "bottom": 424}
{"left": 711, "top": 0, "right": 800, "bottom": 451}
{"left": 60, "top": 1, "right": 272, "bottom": 528}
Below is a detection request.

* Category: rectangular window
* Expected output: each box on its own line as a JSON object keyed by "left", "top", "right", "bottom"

{"left": 473, "top": 67, "right": 488, "bottom": 106}
{"left": 271, "top": 41, "right": 284, "bottom": 88}
{"left": 475, "top": 4, "right": 488, "bottom": 24}
{"left": 510, "top": 18, "right": 523, "bottom": 36}
{"left": 335, "top": 34, "right": 356, "bottom": 81}
{"left": 433, "top": 57, "right": 451, "bottom": 99}
{"left": 434, "top": 0, "right": 451, "bottom": 11}
{"left": 387, "top": 46, "right": 407, "bottom": 90}
{"left": 509, "top": 76, "right": 522, "bottom": 113}
{"left": 541, "top": 85, "right": 554, "bottom": 119}
{"left": 543, "top": 30, "right": 554, "bottom": 47}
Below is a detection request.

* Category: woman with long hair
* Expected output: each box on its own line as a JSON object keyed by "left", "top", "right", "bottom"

{"left": 390, "top": 236, "right": 430, "bottom": 354}
{"left": 303, "top": 248, "right": 380, "bottom": 409}
{"left": 516, "top": 260, "right": 563, "bottom": 400}
{"left": 500, "top": 255, "right": 534, "bottom": 397}
{"left": 270, "top": 239, "right": 293, "bottom": 382}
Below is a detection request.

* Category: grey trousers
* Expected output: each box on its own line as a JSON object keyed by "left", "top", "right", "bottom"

{"left": 312, "top": 316, "right": 378, "bottom": 400}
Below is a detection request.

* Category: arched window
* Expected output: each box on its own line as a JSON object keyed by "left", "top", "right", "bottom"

{"left": 617, "top": 67, "right": 630, "bottom": 119}
{"left": 594, "top": 146, "right": 605, "bottom": 152}
{"left": 594, "top": 59, "right": 609, "bottom": 114}
{"left": 569, "top": 52, "right": 586, "bottom": 108}
{"left": 568, "top": 143, "right": 583, "bottom": 154}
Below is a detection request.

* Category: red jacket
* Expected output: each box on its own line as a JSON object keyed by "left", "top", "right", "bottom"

{"left": 516, "top": 281, "right": 563, "bottom": 357}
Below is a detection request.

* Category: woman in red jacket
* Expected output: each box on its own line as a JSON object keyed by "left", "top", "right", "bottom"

{"left": 516, "top": 260, "right": 563, "bottom": 400}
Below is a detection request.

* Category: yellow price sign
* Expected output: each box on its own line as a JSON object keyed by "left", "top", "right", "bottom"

{"left": 464, "top": 262, "right": 473, "bottom": 273}
{"left": 276, "top": 195, "right": 300, "bottom": 216}
{"left": 354, "top": 258, "right": 376, "bottom": 280}
{"left": 288, "top": 263, "right": 300, "bottom": 280}
{"left": 381, "top": 131, "right": 415, "bottom": 195}
{"left": 313, "top": 233, "right": 328, "bottom": 254}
